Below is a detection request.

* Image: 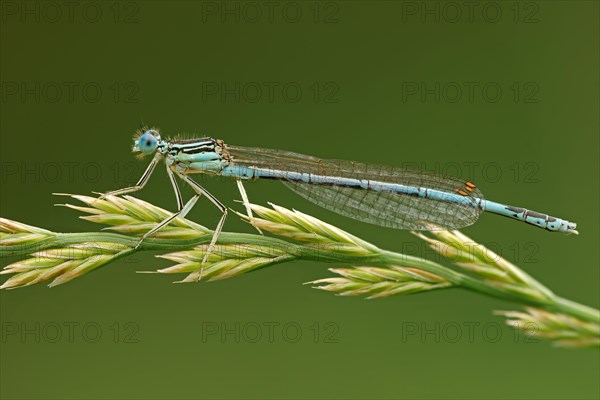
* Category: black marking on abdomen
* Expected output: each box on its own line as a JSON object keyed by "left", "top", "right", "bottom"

{"left": 506, "top": 206, "right": 525, "bottom": 214}
{"left": 526, "top": 210, "right": 549, "bottom": 221}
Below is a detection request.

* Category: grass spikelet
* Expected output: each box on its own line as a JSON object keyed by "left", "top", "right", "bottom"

{"left": 1, "top": 239, "right": 132, "bottom": 289}
{"left": 0, "top": 218, "right": 54, "bottom": 247}
{"left": 237, "top": 203, "right": 378, "bottom": 256}
{"left": 309, "top": 266, "right": 452, "bottom": 299}
{"left": 58, "top": 194, "right": 210, "bottom": 238}
{"left": 496, "top": 307, "right": 600, "bottom": 348}
{"left": 414, "top": 229, "right": 554, "bottom": 301}
{"left": 156, "top": 243, "right": 296, "bottom": 283}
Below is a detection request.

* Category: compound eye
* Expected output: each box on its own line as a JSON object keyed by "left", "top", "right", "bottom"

{"left": 138, "top": 132, "right": 158, "bottom": 154}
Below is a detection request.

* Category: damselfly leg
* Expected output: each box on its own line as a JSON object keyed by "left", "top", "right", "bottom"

{"left": 177, "top": 173, "right": 228, "bottom": 279}
{"left": 236, "top": 179, "right": 263, "bottom": 234}
{"left": 134, "top": 165, "right": 201, "bottom": 249}
{"left": 97, "top": 152, "right": 162, "bottom": 200}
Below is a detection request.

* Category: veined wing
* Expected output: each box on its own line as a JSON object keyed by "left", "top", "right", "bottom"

{"left": 226, "top": 145, "right": 484, "bottom": 230}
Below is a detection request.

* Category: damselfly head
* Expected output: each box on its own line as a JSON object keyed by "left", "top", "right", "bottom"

{"left": 133, "top": 129, "right": 162, "bottom": 156}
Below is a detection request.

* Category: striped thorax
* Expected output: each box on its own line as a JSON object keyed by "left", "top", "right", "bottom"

{"left": 133, "top": 129, "right": 230, "bottom": 175}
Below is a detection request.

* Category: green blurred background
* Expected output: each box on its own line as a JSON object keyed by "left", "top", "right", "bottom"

{"left": 1, "top": 1, "right": 598, "bottom": 399}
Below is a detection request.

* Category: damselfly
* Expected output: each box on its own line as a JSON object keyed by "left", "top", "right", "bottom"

{"left": 100, "top": 128, "right": 578, "bottom": 264}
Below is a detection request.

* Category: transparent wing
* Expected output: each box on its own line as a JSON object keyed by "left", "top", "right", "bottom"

{"left": 227, "top": 145, "right": 484, "bottom": 230}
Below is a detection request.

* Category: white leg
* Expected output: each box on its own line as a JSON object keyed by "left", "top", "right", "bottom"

{"left": 134, "top": 166, "right": 201, "bottom": 249}
{"left": 177, "top": 173, "right": 228, "bottom": 280}
{"left": 99, "top": 152, "right": 162, "bottom": 199}
{"left": 166, "top": 163, "right": 184, "bottom": 211}
{"left": 236, "top": 179, "right": 263, "bottom": 234}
